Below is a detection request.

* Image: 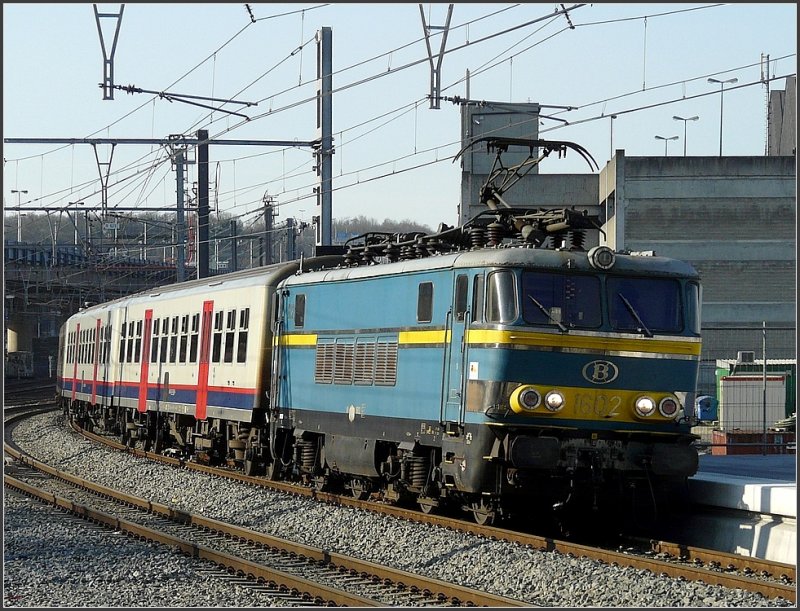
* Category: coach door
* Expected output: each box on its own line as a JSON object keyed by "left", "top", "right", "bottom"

{"left": 442, "top": 273, "right": 470, "bottom": 430}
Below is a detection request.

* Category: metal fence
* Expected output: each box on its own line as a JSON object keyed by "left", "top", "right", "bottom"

{"left": 694, "top": 324, "right": 796, "bottom": 454}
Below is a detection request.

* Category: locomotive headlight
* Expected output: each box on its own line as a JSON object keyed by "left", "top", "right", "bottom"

{"left": 519, "top": 387, "right": 542, "bottom": 411}
{"left": 510, "top": 385, "right": 542, "bottom": 413}
{"left": 659, "top": 397, "right": 680, "bottom": 418}
{"left": 634, "top": 396, "right": 657, "bottom": 417}
{"left": 544, "top": 390, "right": 565, "bottom": 412}
{"left": 587, "top": 245, "right": 616, "bottom": 270}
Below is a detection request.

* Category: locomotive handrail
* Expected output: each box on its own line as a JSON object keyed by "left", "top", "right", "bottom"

{"left": 439, "top": 308, "right": 453, "bottom": 426}
{"left": 457, "top": 307, "right": 471, "bottom": 427}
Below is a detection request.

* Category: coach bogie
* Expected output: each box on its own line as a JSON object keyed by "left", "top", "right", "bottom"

{"left": 191, "top": 418, "right": 226, "bottom": 463}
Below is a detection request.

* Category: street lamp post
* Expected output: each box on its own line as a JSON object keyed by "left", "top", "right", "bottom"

{"left": 654, "top": 135, "right": 679, "bottom": 157}
{"left": 708, "top": 77, "right": 738, "bottom": 156}
{"left": 609, "top": 114, "right": 618, "bottom": 160}
{"left": 11, "top": 189, "right": 28, "bottom": 243}
{"left": 672, "top": 115, "right": 699, "bottom": 156}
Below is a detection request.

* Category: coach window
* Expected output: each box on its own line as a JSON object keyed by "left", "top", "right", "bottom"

{"left": 119, "top": 323, "right": 127, "bottom": 363}
{"left": 237, "top": 308, "right": 249, "bottom": 363}
{"left": 127, "top": 321, "right": 136, "bottom": 363}
{"left": 179, "top": 315, "right": 189, "bottom": 363}
{"left": 151, "top": 318, "right": 160, "bottom": 363}
{"left": 224, "top": 310, "right": 236, "bottom": 363}
{"left": 134, "top": 320, "right": 143, "bottom": 363}
{"left": 454, "top": 275, "right": 468, "bottom": 322}
{"left": 417, "top": 282, "right": 433, "bottom": 323}
{"left": 159, "top": 320, "right": 169, "bottom": 363}
{"left": 212, "top": 311, "right": 223, "bottom": 363}
{"left": 190, "top": 313, "right": 200, "bottom": 362}
{"left": 169, "top": 316, "right": 179, "bottom": 363}
{"left": 89, "top": 328, "right": 95, "bottom": 363}
{"left": 486, "top": 270, "right": 518, "bottom": 323}
{"left": 294, "top": 295, "right": 305, "bottom": 328}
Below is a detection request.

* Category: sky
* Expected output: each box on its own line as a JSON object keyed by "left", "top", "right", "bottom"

{"left": 3, "top": 2, "right": 798, "bottom": 236}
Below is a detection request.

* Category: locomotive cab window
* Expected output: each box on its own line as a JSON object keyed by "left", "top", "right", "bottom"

{"left": 486, "top": 271, "right": 517, "bottom": 323}
{"left": 471, "top": 274, "right": 484, "bottom": 323}
{"left": 454, "top": 275, "right": 468, "bottom": 322}
{"left": 607, "top": 276, "right": 682, "bottom": 334}
{"left": 685, "top": 282, "right": 701, "bottom": 336}
{"left": 521, "top": 271, "right": 601, "bottom": 329}
{"left": 417, "top": 282, "right": 433, "bottom": 323}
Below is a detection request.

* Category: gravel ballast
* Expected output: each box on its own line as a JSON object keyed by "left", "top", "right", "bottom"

{"left": 5, "top": 412, "right": 794, "bottom": 607}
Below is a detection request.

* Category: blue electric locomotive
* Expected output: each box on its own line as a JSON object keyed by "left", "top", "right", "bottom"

{"left": 270, "top": 219, "right": 701, "bottom": 524}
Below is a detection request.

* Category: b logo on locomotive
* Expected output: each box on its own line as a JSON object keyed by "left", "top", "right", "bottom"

{"left": 581, "top": 360, "right": 619, "bottom": 385}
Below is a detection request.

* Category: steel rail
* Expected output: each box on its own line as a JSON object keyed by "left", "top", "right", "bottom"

{"left": 69, "top": 421, "right": 797, "bottom": 603}
{"left": 4, "top": 475, "right": 381, "bottom": 608}
{"left": 4, "top": 440, "right": 529, "bottom": 607}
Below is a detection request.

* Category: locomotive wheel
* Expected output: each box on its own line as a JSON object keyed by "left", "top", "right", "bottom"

{"left": 470, "top": 498, "right": 496, "bottom": 526}
{"left": 417, "top": 496, "right": 438, "bottom": 515}
{"left": 349, "top": 478, "right": 370, "bottom": 500}
{"left": 266, "top": 459, "right": 282, "bottom": 481}
{"left": 243, "top": 449, "right": 260, "bottom": 476}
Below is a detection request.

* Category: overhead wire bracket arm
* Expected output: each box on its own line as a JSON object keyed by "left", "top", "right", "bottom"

{"left": 112, "top": 84, "right": 257, "bottom": 120}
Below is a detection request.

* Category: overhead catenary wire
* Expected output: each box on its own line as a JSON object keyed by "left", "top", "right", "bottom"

{"left": 6, "top": 4, "right": 794, "bottom": 235}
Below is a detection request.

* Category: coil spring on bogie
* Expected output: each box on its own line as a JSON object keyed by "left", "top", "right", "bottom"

{"left": 405, "top": 455, "right": 430, "bottom": 488}
{"left": 294, "top": 440, "right": 317, "bottom": 471}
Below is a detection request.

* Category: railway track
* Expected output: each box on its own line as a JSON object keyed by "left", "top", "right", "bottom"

{"left": 4, "top": 410, "right": 528, "bottom": 607}
{"left": 5, "top": 404, "right": 796, "bottom": 605}
{"left": 63, "top": 416, "right": 796, "bottom": 604}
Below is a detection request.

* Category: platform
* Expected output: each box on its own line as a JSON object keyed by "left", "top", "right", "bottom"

{"left": 680, "top": 454, "right": 797, "bottom": 565}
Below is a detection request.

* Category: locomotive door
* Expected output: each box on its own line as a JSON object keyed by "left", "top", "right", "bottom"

{"left": 442, "top": 274, "right": 470, "bottom": 428}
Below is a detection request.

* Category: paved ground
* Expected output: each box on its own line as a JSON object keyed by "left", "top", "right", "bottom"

{"left": 697, "top": 453, "right": 797, "bottom": 482}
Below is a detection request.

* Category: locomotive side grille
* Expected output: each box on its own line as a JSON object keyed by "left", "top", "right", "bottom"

{"left": 354, "top": 341, "right": 376, "bottom": 385}
{"left": 333, "top": 342, "right": 355, "bottom": 384}
{"left": 315, "top": 337, "right": 396, "bottom": 386}
{"left": 374, "top": 339, "right": 398, "bottom": 386}
{"left": 314, "top": 341, "right": 335, "bottom": 383}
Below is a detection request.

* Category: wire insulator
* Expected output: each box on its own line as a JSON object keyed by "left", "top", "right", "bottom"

{"left": 486, "top": 222, "right": 504, "bottom": 246}
{"left": 571, "top": 230, "right": 586, "bottom": 251}
{"left": 469, "top": 227, "right": 486, "bottom": 249}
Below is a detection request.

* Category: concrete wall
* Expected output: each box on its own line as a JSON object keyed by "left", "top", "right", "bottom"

{"left": 768, "top": 76, "right": 796, "bottom": 156}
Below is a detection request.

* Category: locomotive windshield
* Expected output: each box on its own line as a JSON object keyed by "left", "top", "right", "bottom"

{"left": 607, "top": 276, "right": 682, "bottom": 334}
{"left": 518, "top": 270, "right": 690, "bottom": 334}
{"left": 521, "top": 271, "right": 601, "bottom": 329}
